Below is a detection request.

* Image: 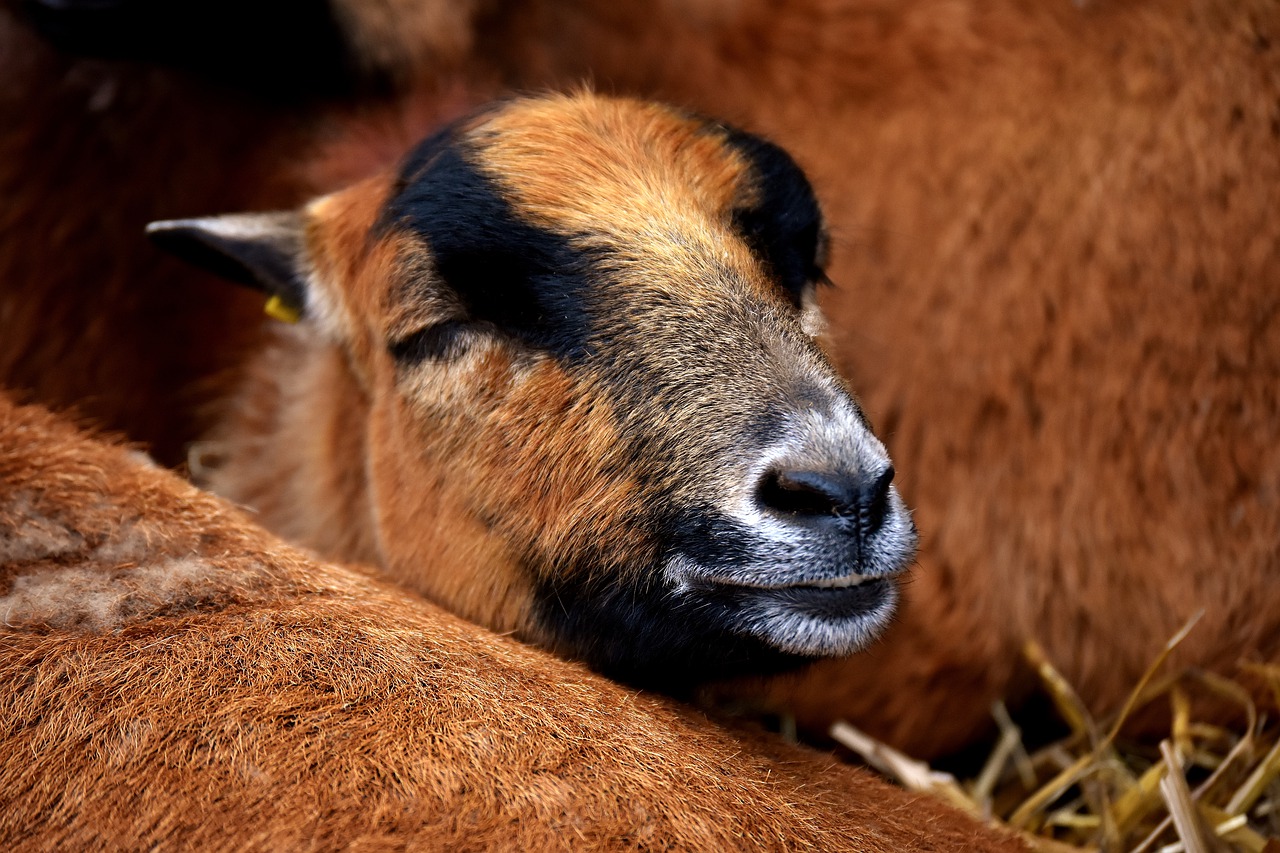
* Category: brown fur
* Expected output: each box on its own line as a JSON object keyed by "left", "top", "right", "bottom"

{"left": 6, "top": 0, "right": 1279, "bottom": 760}
{"left": 0, "top": 394, "right": 1025, "bottom": 852}
{"left": 202, "top": 94, "right": 911, "bottom": 680}
{"left": 0, "top": 6, "right": 294, "bottom": 464}
{"left": 327, "top": 0, "right": 487, "bottom": 85}
{"left": 317, "top": 0, "right": 1280, "bottom": 754}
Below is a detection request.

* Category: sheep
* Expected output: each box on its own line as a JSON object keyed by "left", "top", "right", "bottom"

{"left": 540, "top": 0, "right": 1280, "bottom": 756}
{"left": 148, "top": 92, "right": 919, "bottom": 690}
{"left": 0, "top": 394, "right": 1025, "bottom": 852}
{"left": 322, "top": 0, "right": 1280, "bottom": 755}
{"left": 11, "top": 0, "right": 1280, "bottom": 760}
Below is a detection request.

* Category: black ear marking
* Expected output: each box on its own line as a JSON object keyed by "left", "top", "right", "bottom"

{"left": 719, "top": 127, "right": 827, "bottom": 304}
{"left": 146, "top": 212, "right": 308, "bottom": 318}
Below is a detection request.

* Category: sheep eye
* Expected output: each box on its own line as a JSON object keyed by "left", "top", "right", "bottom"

{"left": 389, "top": 320, "right": 473, "bottom": 363}
{"left": 384, "top": 140, "right": 591, "bottom": 360}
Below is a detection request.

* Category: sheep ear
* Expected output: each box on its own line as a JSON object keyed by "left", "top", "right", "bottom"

{"left": 147, "top": 212, "right": 308, "bottom": 322}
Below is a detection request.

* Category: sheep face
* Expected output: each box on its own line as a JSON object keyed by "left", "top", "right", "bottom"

{"left": 150, "top": 94, "right": 917, "bottom": 687}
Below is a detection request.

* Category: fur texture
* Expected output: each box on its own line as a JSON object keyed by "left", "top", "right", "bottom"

{"left": 187, "top": 94, "right": 916, "bottom": 687}
{"left": 327, "top": 0, "right": 1280, "bottom": 754}
{"left": 213, "top": 0, "right": 1280, "bottom": 755}
{"left": 0, "top": 395, "right": 1024, "bottom": 852}
{"left": 0, "top": 3, "right": 485, "bottom": 464}
{"left": 6, "top": 0, "right": 1279, "bottom": 759}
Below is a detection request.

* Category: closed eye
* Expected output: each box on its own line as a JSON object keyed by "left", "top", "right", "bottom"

{"left": 389, "top": 319, "right": 474, "bottom": 363}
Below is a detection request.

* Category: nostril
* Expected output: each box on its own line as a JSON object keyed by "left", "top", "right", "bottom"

{"left": 755, "top": 465, "right": 895, "bottom": 532}
{"left": 756, "top": 469, "right": 855, "bottom": 519}
{"left": 860, "top": 465, "right": 895, "bottom": 537}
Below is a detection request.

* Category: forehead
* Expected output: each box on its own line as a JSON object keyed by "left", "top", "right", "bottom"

{"left": 373, "top": 95, "right": 822, "bottom": 357}
{"left": 471, "top": 96, "right": 753, "bottom": 236}
{"left": 383, "top": 95, "right": 789, "bottom": 253}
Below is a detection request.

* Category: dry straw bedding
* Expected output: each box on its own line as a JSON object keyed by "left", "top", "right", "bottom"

{"left": 832, "top": 613, "right": 1280, "bottom": 852}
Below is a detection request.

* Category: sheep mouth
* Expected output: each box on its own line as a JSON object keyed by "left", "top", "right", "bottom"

{"left": 530, "top": 557, "right": 902, "bottom": 687}
{"left": 671, "top": 570, "right": 900, "bottom": 658}
{"left": 730, "top": 578, "right": 899, "bottom": 656}
{"left": 801, "top": 573, "right": 873, "bottom": 589}
{"left": 741, "top": 576, "right": 894, "bottom": 613}
{"left": 696, "top": 570, "right": 887, "bottom": 591}
{"left": 660, "top": 502, "right": 917, "bottom": 605}
{"left": 670, "top": 550, "right": 909, "bottom": 596}
{"left": 694, "top": 574, "right": 895, "bottom": 613}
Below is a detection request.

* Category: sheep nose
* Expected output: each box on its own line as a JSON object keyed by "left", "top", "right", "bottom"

{"left": 756, "top": 465, "right": 895, "bottom": 535}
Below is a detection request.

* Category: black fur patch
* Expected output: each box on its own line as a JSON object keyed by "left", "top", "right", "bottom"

{"left": 721, "top": 128, "right": 827, "bottom": 304}
{"left": 529, "top": 502, "right": 816, "bottom": 689}
{"left": 532, "top": 565, "right": 811, "bottom": 690}
{"left": 380, "top": 128, "right": 597, "bottom": 362}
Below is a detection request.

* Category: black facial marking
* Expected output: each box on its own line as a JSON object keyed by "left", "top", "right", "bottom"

{"left": 533, "top": 568, "right": 812, "bottom": 690}
{"left": 528, "top": 502, "right": 836, "bottom": 689}
{"left": 381, "top": 129, "right": 596, "bottom": 361}
{"left": 721, "top": 128, "right": 827, "bottom": 304}
{"left": 526, "top": 472, "right": 904, "bottom": 689}
{"left": 657, "top": 502, "right": 862, "bottom": 577}
{"left": 662, "top": 507, "right": 765, "bottom": 575}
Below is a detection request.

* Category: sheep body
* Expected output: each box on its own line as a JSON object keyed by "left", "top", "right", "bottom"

{"left": 4, "top": 0, "right": 1278, "bottom": 759}
{"left": 0, "top": 394, "right": 1024, "bottom": 852}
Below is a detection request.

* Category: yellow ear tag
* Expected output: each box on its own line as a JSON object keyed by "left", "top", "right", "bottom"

{"left": 264, "top": 294, "right": 301, "bottom": 324}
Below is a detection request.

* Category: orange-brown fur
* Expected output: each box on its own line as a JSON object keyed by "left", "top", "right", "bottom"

{"left": 204, "top": 95, "right": 885, "bottom": 664}
{"left": 0, "top": 394, "right": 1025, "bottom": 852}
{"left": 5, "top": 0, "right": 1279, "bottom": 760}
{"left": 313, "top": 0, "right": 1280, "bottom": 755}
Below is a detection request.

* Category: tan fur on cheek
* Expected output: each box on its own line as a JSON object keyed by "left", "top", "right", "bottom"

{"left": 367, "top": 402, "right": 534, "bottom": 635}
{"left": 367, "top": 351, "right": 655, "bottom": 636}
{"left": 463, "top": 362, "right": 653, "bottom": 584}
{"left": 365, "top": 347, "right": 534, "bottom": 633}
